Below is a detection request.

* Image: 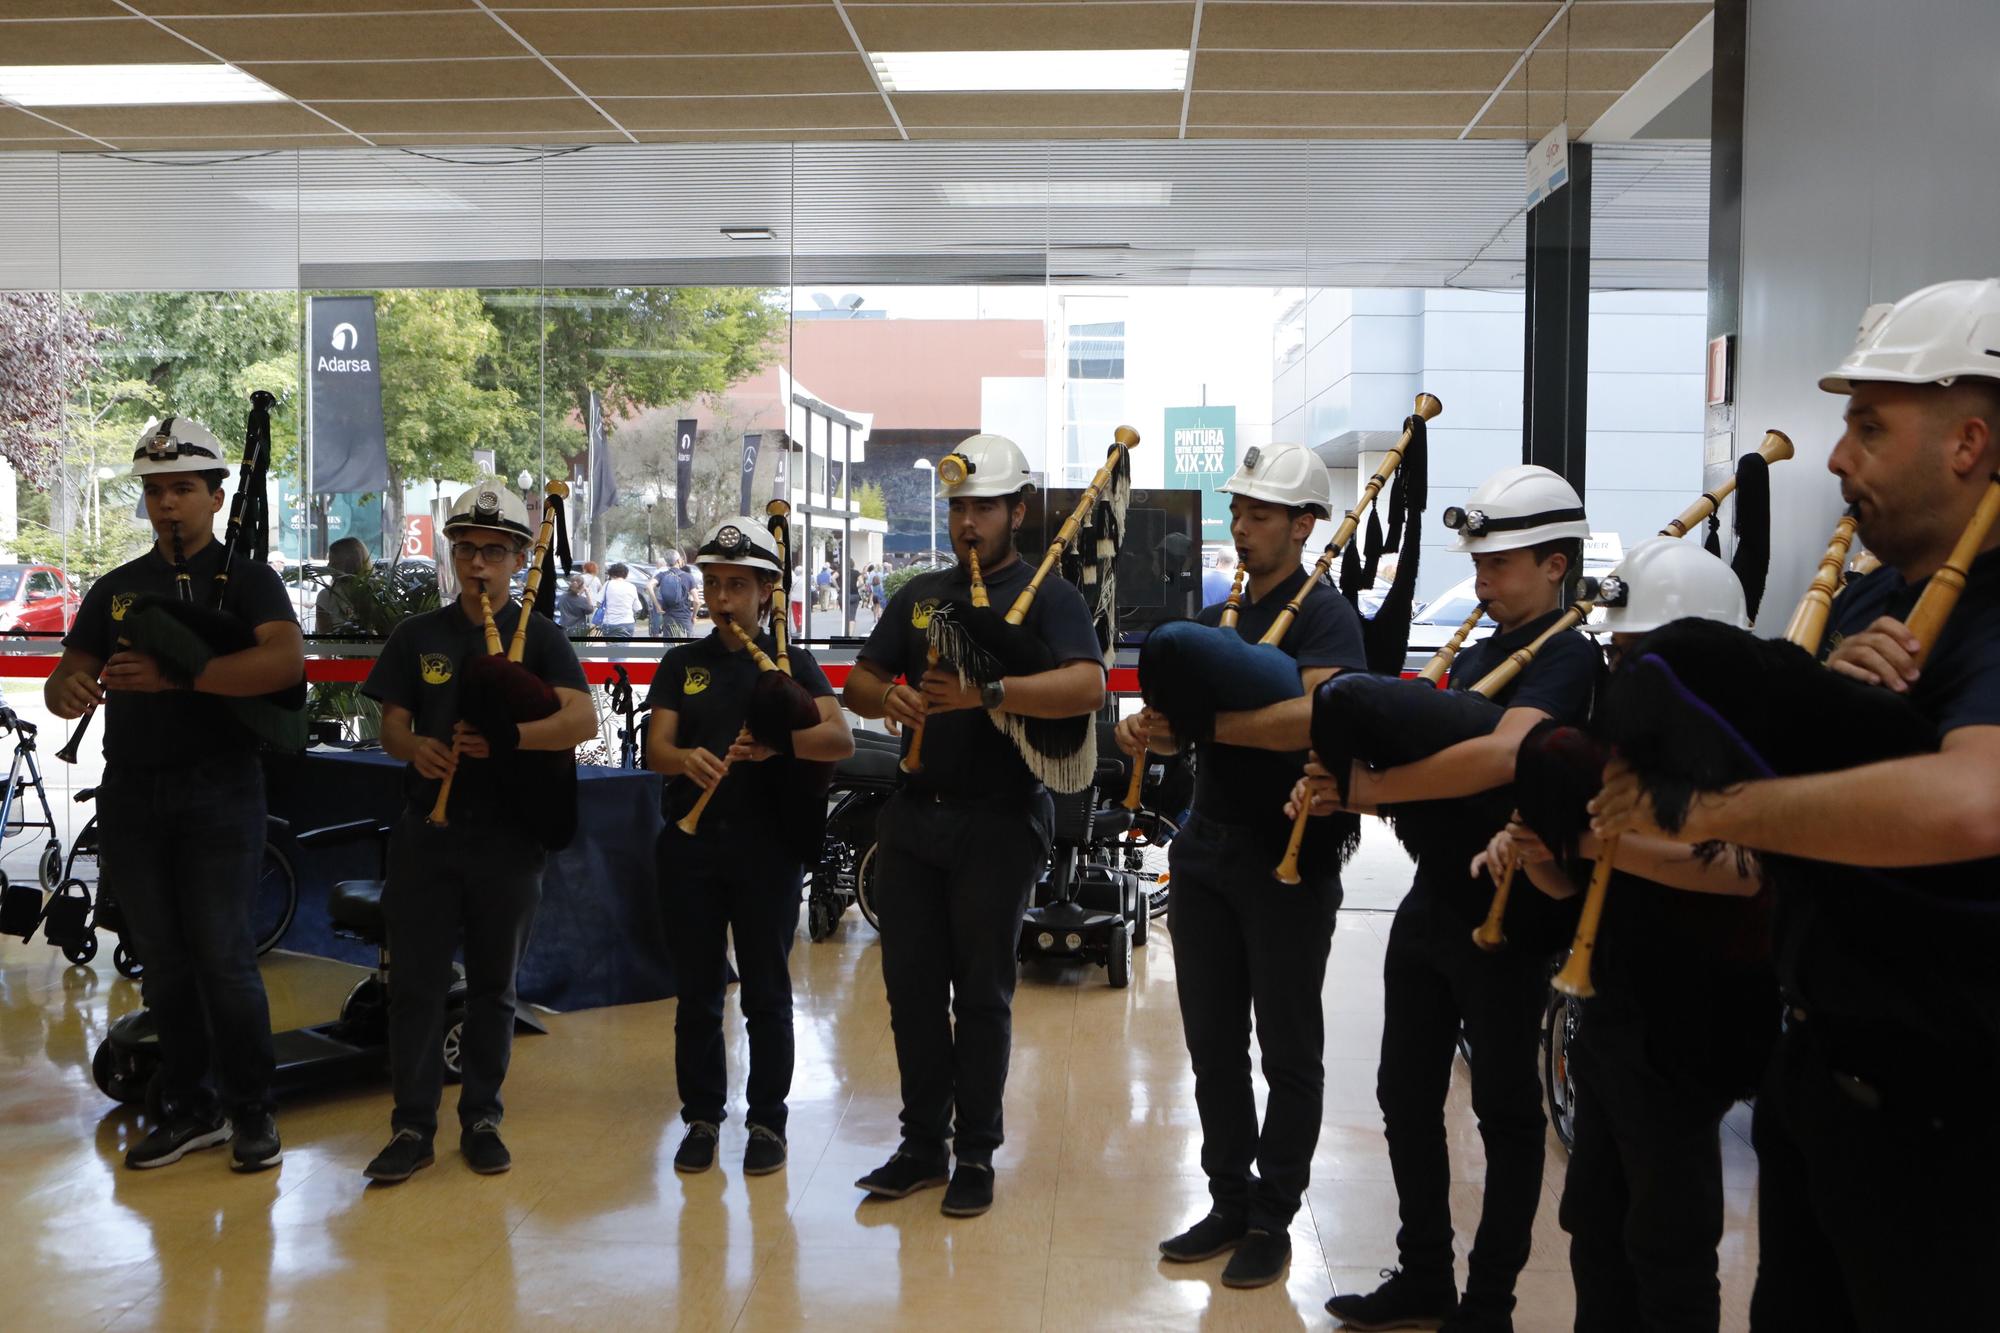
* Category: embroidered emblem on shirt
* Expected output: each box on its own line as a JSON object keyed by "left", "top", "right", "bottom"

{"left": 911, "top": 597, "right": 939, "bottom": 630}
{"left": 110, "top": 593, "right": 135, "bottom": 622}
{"left": 684, "top": 666, "right": 711, "bottom": 696}
{"left": 420, "top": 653, "right": 454, "bottom": 685}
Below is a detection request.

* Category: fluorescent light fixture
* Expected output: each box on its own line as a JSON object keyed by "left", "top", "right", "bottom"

{"left": 720, "top": 226, "right": 776, "bottom": 241}
{"left": 0, "top": 63, "right": 289, "bottom": 107}
{"left": 940, "top": 180, "right": 1173, "bottom": 208}
{"left": 871, "top": 49, "right": 1189, "bottom": 93}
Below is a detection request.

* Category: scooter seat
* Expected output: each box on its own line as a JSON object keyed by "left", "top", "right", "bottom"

{"left": 1092, "top": 806, "right": 1135, "bottom": 839}
{"left": 329, "top": 878, "right": 387, "bottom": 938}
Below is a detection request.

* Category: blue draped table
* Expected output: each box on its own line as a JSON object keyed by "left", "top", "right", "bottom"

{"left": 265, "top": 747, "right": 674, "bottom": 1012}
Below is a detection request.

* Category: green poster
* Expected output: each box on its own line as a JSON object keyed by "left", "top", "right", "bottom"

{"left": 276, "top": 479, "right": 384, "bottom": 561}
{"left": 1162, "top": 406, "right": 1236, "bottom": 540}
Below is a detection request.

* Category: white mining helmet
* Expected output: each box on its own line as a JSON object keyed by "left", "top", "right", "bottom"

{"left": 1820, "top": 277, "right": 2000, "bottom": 394}
{"left": 696, "top": 516, "right": 784, "bottom": 575}
{"left": 443, "top": 480, "right": 533, "bottom": 543}
{"left": 936, "top": 433, "right": 1036, "bottom": 499}
{"left": 128, "top": 417, "right": 227, "bottom": 477}
{"left": 1444, "top": 464, "right": 1590, "bottom": 553}
{"left": 1587, "top": 536, "right": 1749, "bottom": 635}
{"left": 1218, "top": 443, "right": 1333, "bottom": 518}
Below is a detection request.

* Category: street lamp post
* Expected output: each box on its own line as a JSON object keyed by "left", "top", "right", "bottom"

{"left": 912, "top": 457, "right": 935, "bottom": 564}
{"left": 641, "top": 485, "right": 659, "bottom": 565}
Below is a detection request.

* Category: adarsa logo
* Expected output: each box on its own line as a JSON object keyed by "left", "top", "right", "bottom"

{"left": 319, "top": 321, "right": 371, "bottom": 373}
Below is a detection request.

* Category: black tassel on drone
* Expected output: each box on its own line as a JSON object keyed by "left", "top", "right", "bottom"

{"left": 1362, "top": 410, "right": 1430, "bottom": 674}
{"left": 1730, "top": 451, "right": 1772, "bottom": 623}
{"left": 1361, "top": 503, "right": 1385, "bottom": 584}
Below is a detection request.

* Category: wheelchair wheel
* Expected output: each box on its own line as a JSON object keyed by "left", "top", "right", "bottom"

{"left": 855, "top": 843, "right": 882, "bottom": 932}
{"left": 442, "top": 1005, "right": 467, "bottom": 1083}
{"left": 37, "top": 841, "right": 62, "bottom": 894}
{"left": 113, "top": 941, "right": 143, "bottom": 979}
{"left": 63, "top": 929, "right": 98, "bottom": 966}
{"left": 1106, "top": 920, "right": 1131, "bottom": 990}
{"left": 1543, "top": 987, "right": 1580, "bottom": 1152}
{"left": 251, "top": 839, "right": 299, "bottom": 956}
{"left": 806, "top": 891, "right": 838, "bottom": 943}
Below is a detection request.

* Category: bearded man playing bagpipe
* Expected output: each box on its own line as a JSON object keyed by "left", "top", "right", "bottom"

{"left": 47, "top": 415, "right": 305, "bottom": 1173}
{"left": 360, "top": 481, "right": 596, "bottom": 1184}
{"left": 1589, "top": 279, "right": 2000, "bottom": 1331}
{"left": 842, "top": 433, "right": 1106, "bottom": 1219}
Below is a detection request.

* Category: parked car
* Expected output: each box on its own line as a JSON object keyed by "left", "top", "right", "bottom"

{"left": 0, "top": 564, "right": 82, "bottom": 636}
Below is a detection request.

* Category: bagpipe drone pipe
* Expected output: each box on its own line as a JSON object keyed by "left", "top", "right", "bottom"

{"left": 1136, "top": 394, "right": 1441, "bottom": 758}
{"left": 437, "top": 482, "right": 578, "bottom": 850}
{"left": 916, "top": 427, "right": 1138, "bottom": 794}
{"left": 61, "top": 391, "right": 308, "bottom": 761}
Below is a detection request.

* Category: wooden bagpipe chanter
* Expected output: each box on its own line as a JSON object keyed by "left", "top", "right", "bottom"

{"left": 909, "top": 427, "right": 1140, "bottom": 794}
{"left": 57, "top": 391, "right": 307, "bottom": 764}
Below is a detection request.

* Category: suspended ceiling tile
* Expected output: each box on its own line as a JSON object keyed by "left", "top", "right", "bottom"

{"left": 126, "top": 0, "right": 483, "bottom": 11}
{"left": 893, "top": 91, "right": 1182, "bottom": 128}
{"left": 849, "top": 2, "right": 1196, "bottom": 52}
{"left": 601, "top": 93, "right": 893, "bottom": 131}
{"left": 631, "top": 127, "right": 903, "bottom": 141}
{"left": 906, "top": 125, "right": 1178, "bottom": 139}
{"left": 1523, "top": 48, "right": 1665, "bottom": 89}
{"left": 1482, "top": 83, "right": 1621, "bottom": 126}
{"left": 1567, "top": 2, "right": 1712, "bottom": 49}
{"left": 160, "top": 13, "right": 528, "bottom": 62}
{"left": 503, "top": 7, "right": 853, "bottom": 57}
{"left": 1199, "top": 3, "right": 1561, "bottom": 52}
{"left": 1185, "top": 125, "right": 1467, "bottom": 138}
{"left": 0, "top": 18, "right": 202, "bottom": 61}
{"left": 1, "top": 1, "right": 130, "bottom": 16}
{"left": 0, "top": 106, "right": 89, "bottom": 137}
{"left": 53, "top": 100, "right": 341, "bottom": 137}
{"left": 555, "top": 55, "right": 878, "bottom": 98}
{"left": 326, "top": 98, "right": 620, "bottom": 135}
{"left": 1190, "top": 90, "right": 1485, "bottom": 128}
{"left": 491, "top": 0, "right": 814, "bottom": 7}
{"left": 97, "top": 133, "right": 367, "bottom": 149}
{"left": 242, "top": 59, "right": 572, "bottom": 102}
{"left": 1465, "top": 123, "right": 1561, "bottom": 139}
{"left": 1193, "top": 50, "right": 1517, "bottom": 93}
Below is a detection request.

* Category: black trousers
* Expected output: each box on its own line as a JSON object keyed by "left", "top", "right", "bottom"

{"left": 873, "top": 787, "right": 1051, "bottom": 1165}
{"left": 384, "top": 812, "right": 544, "bottom": 1139}
{"left": 96, "top": 752, "right": 276, "bottom": 1118}
{"left": 1379, "top": 884, "right": 1552, "bottom": 1309}
{"left": 1167, "top": 813, "right": 1340, "bottom": 1232}
{"left": 1561, "top": 1015, "right": 1732, "bottom": 1332}
{"left": 659, "top": 821, "right": 802, "bottom": 1134}
{"left": 1749, "top": 1018, "right": 2000, "bottom": 1331}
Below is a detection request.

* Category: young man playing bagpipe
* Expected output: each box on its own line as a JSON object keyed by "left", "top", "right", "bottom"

{"left": 360, "top": 481, "right": 595, "bottom": 1183}
{"left": 843, "top": 433, "right": 1106, "bottom": 1218}
{"left": 1112, "top": 444, "right": 1368, "bottom": 1290}
{"left": 1271, "top": 464, "right": 1600, "bottom": 1331}
{"left": 1590, "top": 280, "right": 2000, "bottom": 1331}
{"left": 646, "top": 516, "right": 852, "bottom": 1177}
{"left": 1471, "top": 537, "right": 1774, "bottom": 1333}
{"left": 48, "top": 416, "right": 305, "bottom": 1172}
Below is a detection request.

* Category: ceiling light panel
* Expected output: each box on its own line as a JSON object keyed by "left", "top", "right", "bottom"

{"left": 0, "top": 64, "right": 289, "bottom": 108}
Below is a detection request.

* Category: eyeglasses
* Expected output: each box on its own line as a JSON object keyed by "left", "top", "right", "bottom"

{"left": 450, "top": 541, "right": 518, "bottom": 563}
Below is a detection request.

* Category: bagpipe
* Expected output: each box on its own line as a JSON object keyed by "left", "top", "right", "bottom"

{"left": 57, "top": 391, "right": 305, "bottom": 764}
{"left": 429, "top": 481, "right": 579, "bottom": 849}
{"left": 912, "top": 427, "right": 1138, "bottom": 794}
{"left": 676, "top": 500, "right": 826, "bottom": 841}
{"left": 1119, "top": 566, "right": 1246, "bottom": 815}
{"left": 1137, "top": 392, "right": 1443, "bottom": 756}
{"left": 1303, "top": 430, "right": 1797, "bottom": 906}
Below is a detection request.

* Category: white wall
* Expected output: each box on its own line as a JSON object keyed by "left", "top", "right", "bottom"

{"left": 1733, "top": 0, "right": 2000, "bottom": 616}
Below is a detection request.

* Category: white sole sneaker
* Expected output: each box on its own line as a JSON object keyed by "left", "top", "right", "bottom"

{"left": 126, "top": 1123, "right": 232, "bottom": 1170}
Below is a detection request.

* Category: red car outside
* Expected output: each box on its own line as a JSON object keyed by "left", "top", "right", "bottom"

{"left": 0, "top": 564, "right": 82, "bottom": 636}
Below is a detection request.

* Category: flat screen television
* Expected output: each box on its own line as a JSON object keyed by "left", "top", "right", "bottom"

{"left": 1018, "top": 486, "right": 1203, "bottom": 642}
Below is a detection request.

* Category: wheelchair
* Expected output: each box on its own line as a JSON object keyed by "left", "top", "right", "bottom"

{"left": 805, "top": 728, "right": 901, "bottom": 941}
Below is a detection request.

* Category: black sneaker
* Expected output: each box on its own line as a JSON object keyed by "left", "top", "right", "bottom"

{"left": 363, "top": 1129, "right": 435, "bottom": 1184}
{"left": 1326, "top": 1266, "right": 1459, "bottom": 1330}
{"left": 1159, "top": 1212, "right": 1248, "bottom": 1263}
{"left": 461, "top": 1119, "right": 512, "bottom": 1175}
{"left": 940, "top": 1161, "right": 994, "bottom": 1217}
{"left": 854, "top": 1151, "right": 949, "bottom": 1199}
{"left": 125, "top": 1109, "right": 231, "bottom": 1171}
{"left": 674, "top": 1121, "right": 719, "bottom": 1174}
{"left": 743, "top": 1125, "right": 786, "bottom": 1177}
{"left": 230, "top": 1108, "right": 283, "bottom": 1173}
{"left": 1220, "top": 1228, "right": 1290, "bottom": 1289}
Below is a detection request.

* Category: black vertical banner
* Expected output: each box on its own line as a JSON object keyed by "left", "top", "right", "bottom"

{"left": 739, "top": 432, "right": 761, "bottom": 515}
{"left": 308, "top": 295, "right": 390, "bottom": 493}
{"left": 675, "top": 417, "right": 697, "bottom": 529}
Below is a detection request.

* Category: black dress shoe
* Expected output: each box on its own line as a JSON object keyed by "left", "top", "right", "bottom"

{"left": 1326, "top": 1266, "right": 1459, "bottom": 1330}
{"left": 461, "top": 1120, "right": 512, "bottom": 1175}
{"left": 743, "top": 1125, "right": 787, "bottom": 1177}
{"left": 1220, "top": 1228, "right": 1290, "bottom": 1289}
{"left": 940, "top": 1161, "right": 994, "bottom": 1217}
{"left": 1158, "top": 1212, "right": 1248, "bottom": 1263}
{"left": 673, "top": 1121, "right": 719, "bottom": 1174}
{"left": 854, "top": 1151, "right": 949, "bottom": 1198}
{"left": 363, "top": 1130, "right": 435, "bottom": 1184}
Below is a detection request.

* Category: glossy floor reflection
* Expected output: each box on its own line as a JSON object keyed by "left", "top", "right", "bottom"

{"left": 0, "top": 907, "right": 1760, "bottom": 1331}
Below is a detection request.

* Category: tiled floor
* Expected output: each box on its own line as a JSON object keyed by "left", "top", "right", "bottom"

{"left": 0, "top": 898, "right": 1760, "bottom": 1330}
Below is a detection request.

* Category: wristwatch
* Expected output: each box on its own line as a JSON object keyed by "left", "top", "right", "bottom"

{"left": 980, "top": 678, "right": 1007, "bottom": 712}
